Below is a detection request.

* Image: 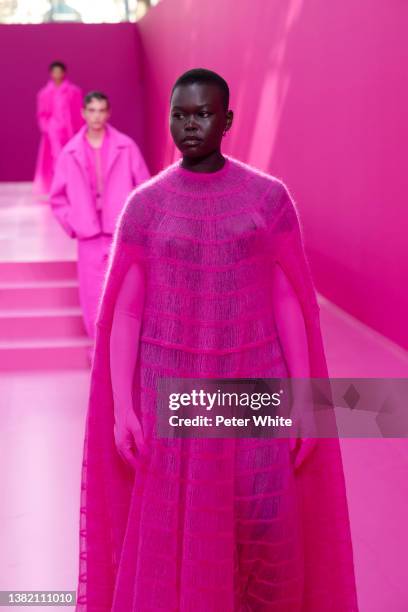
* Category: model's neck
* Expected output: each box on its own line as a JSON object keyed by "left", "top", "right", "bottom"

{"left": 180, "top": 150, "right": 226, "bottom": 174}
{"left": 86, "top": 127, "right": 106, "bottom": 146}
{"left": 51, "top": 76, "right": 66, "bottom": 87}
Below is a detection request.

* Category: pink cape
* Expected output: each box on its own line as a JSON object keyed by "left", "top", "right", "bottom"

{"left": 33, "top": 79, "right": 83, "bottom": 196}
{"left": 76, "top": 157, "right": 358, "bottom": 611}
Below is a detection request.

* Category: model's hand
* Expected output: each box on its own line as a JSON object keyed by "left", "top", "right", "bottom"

{"left": 288, "top": 393, "right": 317, "bottom": 469}
{"left": 114, "top": 408, "right": 148, "bottom": 469}
{"left": 289, "top": 437, "right": 317, "bottom": 470}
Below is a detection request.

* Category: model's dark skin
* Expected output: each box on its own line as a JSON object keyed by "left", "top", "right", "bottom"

{"left": 170, "top": 82, "right": 234, "bottom": 173}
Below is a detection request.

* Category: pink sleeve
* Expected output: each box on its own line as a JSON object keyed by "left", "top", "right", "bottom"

{"left": 271, "top": 261, "right": 316, "bottom": 468}
{"left": 110, "top": 261, "right": 145, "bottom": 422}
{"left": 130, "top": 141, "right": 150, "bottom": 186}
{"left": 268, "top": 181, "right": 326, "bottom": 377}
{"left": 269, "top": 183, "right": 323, "bottom": 468}
{"left": 37, "top": 90, "right": 49, "bottom": 134}
{"left": 49, "top": 152, "right": 76, "bottom": 238}
{"left": 271, "top": 262, "right": 311, "bottom": 377}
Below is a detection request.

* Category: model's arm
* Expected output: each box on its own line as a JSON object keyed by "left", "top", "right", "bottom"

{"left": 130, "top": 142, "right": 150, "bottom": 186}
{"left": 49, "top": 153, "right": 76, "bottom": 238}
{"left": 271, "top": 262, "right": 316, "bottom": 468}
{"left": 110, "top": 261, "right": 148, "bottom": 468}
{"left": 37, "top": 90, "right": 49, "bottom": 134}
{"left": 271, "top": 262, "right": 310, "bottom": 377}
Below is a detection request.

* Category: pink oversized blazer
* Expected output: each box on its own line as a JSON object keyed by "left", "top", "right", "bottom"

{"left": 33, "top": 79, "right": 84, "bottom": 196}
{"left": 49, "top": 124, "right": 150, "bottom": 239}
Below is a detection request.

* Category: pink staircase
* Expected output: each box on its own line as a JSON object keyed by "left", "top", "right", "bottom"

{"left": 0, "top": 259, "right": 91, "bottom": 370}
{"left": 0, "top": 183, "right": 92, "bottom": 370}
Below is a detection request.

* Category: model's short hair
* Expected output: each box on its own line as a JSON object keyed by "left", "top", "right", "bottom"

{"left": 49, "top": 61, "right": 66, "bottom": 72}
{"left": 171, "top": 68, "right": 230, "bottom": 111}
{"left": 83, "top": 91, "right": 110, "bottom": 109}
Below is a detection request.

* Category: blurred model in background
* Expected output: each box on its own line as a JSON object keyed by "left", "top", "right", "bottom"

{"left": 33, "top": 61, "right": 83, "bottom": 197}
{"left": 49, "top": 91, "right": 150, "bottom": 346}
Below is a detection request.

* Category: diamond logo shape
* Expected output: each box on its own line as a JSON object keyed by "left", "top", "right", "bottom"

{"left": 343, "top": 384, "right": 360, "bottom": 410}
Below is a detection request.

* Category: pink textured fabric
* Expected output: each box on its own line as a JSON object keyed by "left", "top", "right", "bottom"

{"left": 33, "top": 79, "right": 83, "bottom": 196}
{"left": 76, "top": 157, "right": 358, "bottom": 611}
{"left": 110, "top": 262, "right": 148, "bottom": 467}
{"left": 77, "top": 233, "right": 112, "bottom": 339}
{"left": 110, "top": 252, "right": 314, "bottom": 471}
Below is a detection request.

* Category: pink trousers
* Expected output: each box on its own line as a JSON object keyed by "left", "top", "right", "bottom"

{"left": 77, "top": 233, "right": 113, "bottom": 339}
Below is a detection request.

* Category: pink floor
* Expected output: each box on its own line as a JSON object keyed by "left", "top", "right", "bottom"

{"left": 0, "top": 184, "right": 407, "bottom": 610}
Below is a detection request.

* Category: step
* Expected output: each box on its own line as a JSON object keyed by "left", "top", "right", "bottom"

{"left": 0, "top": 337, "right": 92, "bottom": 371}
{"left": 0, "top": 182, "right": 33, "bottom": 195}
{"left": 0, "top": 308, "right": 86, "bottom": 339}
{"left": 0, "top": 280, "right": 80, "bottom": 310}
{"left": 0, "top": 260, "right": 77, "bottom": 283}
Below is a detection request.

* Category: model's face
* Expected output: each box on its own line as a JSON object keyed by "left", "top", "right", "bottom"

{"left": 50, "top": 67, "right": 65, "bottom": 85}
{"left": 82, "top": 99, "right": 110, "bottom": 131}
{"left": 170, "top": 82, "right": 232, "bottom": 159}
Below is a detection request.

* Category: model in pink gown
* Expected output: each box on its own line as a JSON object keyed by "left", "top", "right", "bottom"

{"left": 34, "top": 64, "right": 83, "bottom": 197}
{"left": 76, "top": 70, "right": 358, "bottom": 611}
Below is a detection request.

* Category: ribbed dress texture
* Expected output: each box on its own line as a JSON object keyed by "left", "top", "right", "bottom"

{"left": 76, "top": 157, "right": 359, "bottom": 611}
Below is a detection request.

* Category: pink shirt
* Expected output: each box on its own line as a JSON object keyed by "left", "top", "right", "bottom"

{"left": 84, "top": 131, "right": 110, "bottom": 211}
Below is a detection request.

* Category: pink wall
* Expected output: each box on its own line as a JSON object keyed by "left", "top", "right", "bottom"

{"left": 0, "top": 23, "right": 146, "bottom": 182}
{"left": 137, "top": 0, "right": 408, "bottom": 351}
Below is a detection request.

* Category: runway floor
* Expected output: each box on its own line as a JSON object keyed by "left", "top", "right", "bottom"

{"left": 0, "top": 184, "right": 407, "bottom": 611}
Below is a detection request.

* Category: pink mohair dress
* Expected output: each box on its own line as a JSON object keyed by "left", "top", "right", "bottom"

{"left": 76, "top": 156, "right": 358, "bottom": 611}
